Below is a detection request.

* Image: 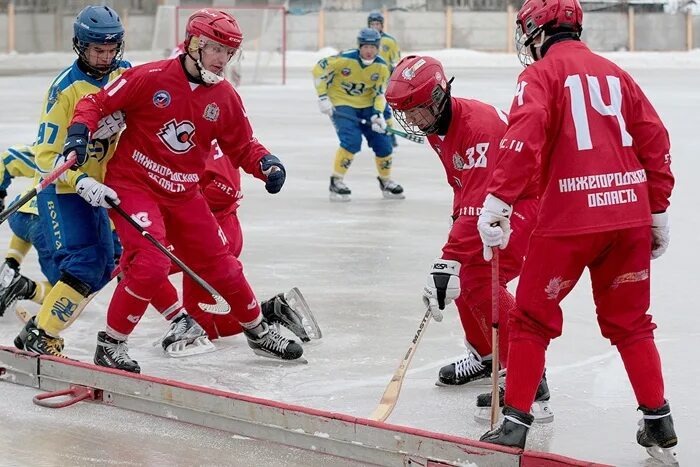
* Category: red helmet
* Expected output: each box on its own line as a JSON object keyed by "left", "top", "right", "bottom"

{"left": 386, "top": 55, "right": 451, "bottom": 135}
{"left": 517, "top": 0, "right": 583, "bottom": 42}
{"left": 185, "top": 8, "right": 243, "bottom": 50}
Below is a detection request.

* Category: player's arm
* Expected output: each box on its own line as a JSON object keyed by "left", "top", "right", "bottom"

{"left": 312, "top": 55, "right": 338, "bottom": 115}
{"left": 218, "top": 95, "right": 285, "bottom": 194}
{"left": 372, "top": 66, "right": 390, "bottom": 115}
{"left": 487, "top": 69, "right": 549, "bottom": 205}
{"left": 0, "top": 144, "right": 37, "bottom": 185}
{"left": 626, "top": 77, "right": 674, "bottom": 214}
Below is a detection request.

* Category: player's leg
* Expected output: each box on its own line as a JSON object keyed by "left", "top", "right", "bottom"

{"left": 0, "top": 213, "right": 46, "bottom": 316}
{"left": 16, "top": 192, "right": 114, "bottom": 357}
{"left": 329, "top": 106, "right": 362, "bottom": 201}
{"left": 95, "top": 191, "right": 171, "bottom": 373}
{"left": 590, "top": 226, "right": 676, "bottom": 460}
{"left": 361, "top": 107, "right": 404, "bottom": 199}
{"left": 481, "top": 233, "right": 589, "bottom": 447}
{"left": 166, "top": 193, "right": 303, "bottom": 361}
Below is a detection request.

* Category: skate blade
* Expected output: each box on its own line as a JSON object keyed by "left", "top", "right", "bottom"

{"left": 164, "top": 337, "right": 217, "bottom": 358}
{"left": 646, "top": 446, "right": 678, "bottom": 465}
{"left": 381, "top": 191, "right": 405, "bottom": 200}
{"left": 329, "top": 192, "right": 351, "bottom": 202}
{"left": 252, "top": 348, "right": 308, "bottom": 364}
{"left": 473, "top": 401, "right": 554, "bottom": 424}
{"left": 15, "top": 305, "right": 32, "bottom": 324}
{"left": 284, "top": 287, "right": 322, "bottom": 340}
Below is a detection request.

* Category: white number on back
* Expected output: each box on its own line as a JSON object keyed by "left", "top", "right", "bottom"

{"left": 564, "top": 74, "right": 632, "bottom": 151}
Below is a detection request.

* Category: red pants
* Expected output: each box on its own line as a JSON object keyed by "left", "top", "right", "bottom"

{"left": 106, "top": 188, "right": 260, "bottom": 340}
{"left": 441, "top": 198, "right": 537, "bottom": 365}
{"left": 504, "top": 226, "right": 665, "bottom": 412}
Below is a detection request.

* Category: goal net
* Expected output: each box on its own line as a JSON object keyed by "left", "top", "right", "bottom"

{"left": 152, "top": 5, "right": 286, "bottom": 85}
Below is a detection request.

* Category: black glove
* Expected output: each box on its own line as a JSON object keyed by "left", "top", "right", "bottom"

{"left": 260, "top": 154, "right": 286, "bottom": 194}
{"left": 0, "top": 189, "right": 6, "bottom": 212}
{"left": 62, "top": 123, "right": 91, "bottom": 168}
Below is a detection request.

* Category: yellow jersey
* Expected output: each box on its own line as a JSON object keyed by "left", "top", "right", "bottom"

{"left": 34, "top": 60, "right": 130, "bottom": 194}
{"left": 0, "top": 144, "right": 39, "bottom": 215}
{"left": 312, "top": 50, "right": 390, "bottom": 113}
{"left": 379, "top": 33, "right": 401, "bottom": 72}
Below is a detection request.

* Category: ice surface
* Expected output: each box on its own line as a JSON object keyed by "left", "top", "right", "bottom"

{"left": 0, "top": 51, "right": 697, "bottom": 466}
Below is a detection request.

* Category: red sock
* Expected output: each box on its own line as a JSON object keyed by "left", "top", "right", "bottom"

{"left": 504, "top": 337, "right": 546, "bottom": 413}
{"left": 457, "top": 297, "right": 491, "bottom": 357}
{"left": 106, "top": 279, "right": 150, "bottom": 338}
{"left": 618, "top": 337, "right": 665, "bottom": 409}
{"left": 150, "top": 280, "right": 183, "bottom": 320}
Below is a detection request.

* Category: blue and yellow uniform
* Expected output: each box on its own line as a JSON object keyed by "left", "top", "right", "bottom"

{"left": 0, "top": 145, "right": 58, "bottom": 300}
{"left": 32, "top": 58, "right": 129, "bottom": 337}
{"left": 379, "top": 32, "right": 401, "bottom": 73}
{"left": 313, "top": 46, "right": 393, "bottom": 181}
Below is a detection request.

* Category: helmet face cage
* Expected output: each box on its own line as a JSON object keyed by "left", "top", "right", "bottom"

{"left": 393, "top": 83, "right": 449, "bottom": 136}
{"left": 514, "top": 23, "right": 535, "bottom": 67}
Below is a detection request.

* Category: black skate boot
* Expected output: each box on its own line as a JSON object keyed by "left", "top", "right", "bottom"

{"left": 475, "top": 371, "right": 553, "bottom": 423}
{"left": 329, "top": 176, "right": 351, "bottom": 202}
{"left": 437, "top": 350, "right": 493, "bottom": 386}
{"left": 14, "top": 316, "right": 64, "bottom": 357}
{"left": 159, "top": 313, "right": 215, "bottom": 357}
{"left": 0, "top": 261, "right": 36, "bottom": 317}
{"left": 244, "top": 321, "right": 304, "bottom": 361}
{"left": 94, "top": 331, "right": 140, "bottom": 373}
{"left": 637, "top": 401, "right": 678, "bottom": 464}
{"left": 377, "top": 177, "right": 405, "bottom": 199}
{"left": 480, "top": 405, "right": 534, "bottom": 449}
{"left": 260, "top": 288, "right": 322, "bottom": 342}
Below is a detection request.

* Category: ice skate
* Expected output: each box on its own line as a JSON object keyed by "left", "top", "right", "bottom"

{"left": 480, "top": 405, "right": 533, "bottom": 449}
{"left": 94, "top": 331, "right": 141, "bottom": 373}
{"left": 156, "top": 313, "right": 215, "bottom": 357}
{"left": 14, "top": 316, "right": 65, "bottom": 357}
{"left": 377, "top": 177, "right": 405, "bottom": 199}
{"left": 0, "top": 261, "right": 36, "bottom": 317}
{"left": 244, "top": 321, "right": 305, "bottom": 362}
{"left": 261, "top": 287, "right": 322, "bottom": 342}
{"left": 436, "top": 349, "right": 493, "bottom": 386}
{"left": 637, "top": 401, "right": 678, "bottom": 465}
{"left": 329, "top": 176, "right": 351, "bottom": 202}
{"left": 474, "top": 372, "right": 554, "bottom": 423}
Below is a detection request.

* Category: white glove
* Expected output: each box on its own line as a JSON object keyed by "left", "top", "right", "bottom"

{"left": 477, "top": 194, "right": 512, "bottom": 261}
{"left": 75, "top": 176, "right": 120, "bottom": 208}
{"left": 93, "top": 111, "right": 125, "bottom": 140}
{"left": 422, "top": 258, "right": 461, "bottom": 322}
{"left": 318, "top": 95, "right": 334, "bottom": 116}
{"left": 651, "top": 212, "right": 670, "bottom": 259}
{"left": 370, "top": 114, "right": 387, "bottom": 133}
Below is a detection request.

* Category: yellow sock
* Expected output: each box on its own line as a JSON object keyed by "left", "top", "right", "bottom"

{"left": 333, "top": 147, "right": 355, "bottom": 178}
{"left": 30, "top": 281, "right": 52, "bottom": 305}
{"left": 375, "top": 155, "right": 393, "bottom": 179}
{"left": 7, "top": 234, "right": 31, "bottom": 264}
{"left": 36, "top": 281, "right": 86, "bottom": 337}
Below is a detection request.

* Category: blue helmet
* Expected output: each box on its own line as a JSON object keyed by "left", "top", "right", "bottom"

{"left": 73, "top": 5, "right": 125, "bottom": 77}
{"left": 357, "top": 28, "right": 381, "bottom": 48}
{"left": 367, "top": 11, "right": 384, "bottom": 26}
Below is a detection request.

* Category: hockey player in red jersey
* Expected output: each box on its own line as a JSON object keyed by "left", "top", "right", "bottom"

{"left": 478, "top": 0, "right": 677, "bottom": 461}
{"left": 385, "top": 57, "right": 546, "bottom": 414}
{"left": 62, "top": 8, "right": 304, "bottom": 372}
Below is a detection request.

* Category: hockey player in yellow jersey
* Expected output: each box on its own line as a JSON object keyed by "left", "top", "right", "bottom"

{"left": 0, "top": 145, "right": 54, "bottom": 317}
{"left": 368, "top": 11, "right": 402, "bottom": 148}
{"left": 312, "top": 28, "right": 404, "bottom": 201}
{"left": 14, "top": 5, "right": 129, "bottom": 357}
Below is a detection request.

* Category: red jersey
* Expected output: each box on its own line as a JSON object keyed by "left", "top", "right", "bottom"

{"left": 488, "top": 41, "right": 674, "bottom": 236}
{"left": 201, "top": 141, "right": 243, "bottom": 217}
{"left": 427, "top": 97, "right": 534, "bottom": 218}
{"left": 71, "top": 58, "right": 269, "bottom": 201}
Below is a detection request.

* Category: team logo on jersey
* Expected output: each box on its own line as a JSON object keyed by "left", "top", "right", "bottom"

{"left": 370, "top": 73, "right": 380, "bottom": 81}
{"left": 153, "top": 90, "right": 171, "bottom": 108}
{"left": 203, "top": 103, "right": 220, "bottom": 122}
{"left": 341, "top": 68, "right": 351, "bottom": 76}
{"left": 401, "top": 58, "right": 426, "bottom": 81}
{"left": 452, "top": 153, "right": 465, "bottom": 170}
{"left": 157, "top": 119, "right": 196, "bottom": 154}
{"left": 47, "top": 85, "right": 61, "bottom": 106}
{"left": 382, "top": 45, "right": 389, "bottom": 52}
{"left": 131, "top": 211, "right": 152, "bottom": 228}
